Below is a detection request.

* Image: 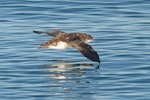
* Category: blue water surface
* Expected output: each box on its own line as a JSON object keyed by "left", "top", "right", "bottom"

{"left": 0, "top": 0, "right": 150, "bottom": 100}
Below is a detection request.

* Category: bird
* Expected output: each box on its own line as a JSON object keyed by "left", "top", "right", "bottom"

{"left": 33, "top": 30, "right": 100, "bottom": 64}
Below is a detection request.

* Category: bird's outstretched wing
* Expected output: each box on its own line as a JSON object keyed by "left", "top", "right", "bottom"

{"left": 69, "top": 39, "right": 100, "bottom": 63}
{"left": 33, "top": 30, "right": 66, "bottom": 37}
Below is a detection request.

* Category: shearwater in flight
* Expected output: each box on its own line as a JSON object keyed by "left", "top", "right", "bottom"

{"left": 33, "top": 30, "right": 100, "bottom": 65}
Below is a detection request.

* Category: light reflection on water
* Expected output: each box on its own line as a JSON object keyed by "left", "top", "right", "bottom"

{"left": 39, "top": 60, "right": 101, "bottom": 100}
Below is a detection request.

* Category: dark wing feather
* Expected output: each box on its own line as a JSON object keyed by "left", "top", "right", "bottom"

{"left": 33, "top": 30, "right": 66, "bottom": 37}
{"left": 69, "top": 39, "right": 100, "bottom": 63}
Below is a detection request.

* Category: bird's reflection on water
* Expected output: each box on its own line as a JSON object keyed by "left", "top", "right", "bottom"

{"left": 44, "top": 60, "right": 99, "bottom": 79}
{"left": 42, "top": 60, "right": 101, "bottom": 99}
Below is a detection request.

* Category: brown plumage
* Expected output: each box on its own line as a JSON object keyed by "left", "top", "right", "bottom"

{"left": 69, "top": 39, "right": 100, "bottom": 63}
{"left": 33, "top": 30, "right": 100, "bottom": 63}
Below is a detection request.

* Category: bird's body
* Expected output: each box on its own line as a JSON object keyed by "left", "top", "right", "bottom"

{"left": 45, "top": 41, "right": 70, "bottom": 49}
{"left": 33, "top": 30, "right": 100, "bottom": 63}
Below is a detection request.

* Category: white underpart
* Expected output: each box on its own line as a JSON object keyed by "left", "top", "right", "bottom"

{"left": 48, "top": 41, "right": 70, "bottom": 49}
{"left": 86, "top": 39, "right": 93, "bottom": 43}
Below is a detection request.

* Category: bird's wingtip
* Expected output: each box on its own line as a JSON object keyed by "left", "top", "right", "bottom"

{"left": 32, "top": 30, "right": 36, "bottom": 33}
{"left": 33, "top": 30, "right": 43, "bottom": 34}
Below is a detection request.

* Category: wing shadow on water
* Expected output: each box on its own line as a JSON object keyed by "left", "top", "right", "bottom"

{"left": 41, "top": 59, "right": 101, "bottom": 99}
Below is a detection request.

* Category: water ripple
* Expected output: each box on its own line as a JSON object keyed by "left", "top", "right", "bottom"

{"left": 0, "top": 0, "right": 150, "bottom": 99}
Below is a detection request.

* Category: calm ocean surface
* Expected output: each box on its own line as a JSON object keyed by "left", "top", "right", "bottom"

{"left": 0, "top": 0, "right": 150, "bottom": 100}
